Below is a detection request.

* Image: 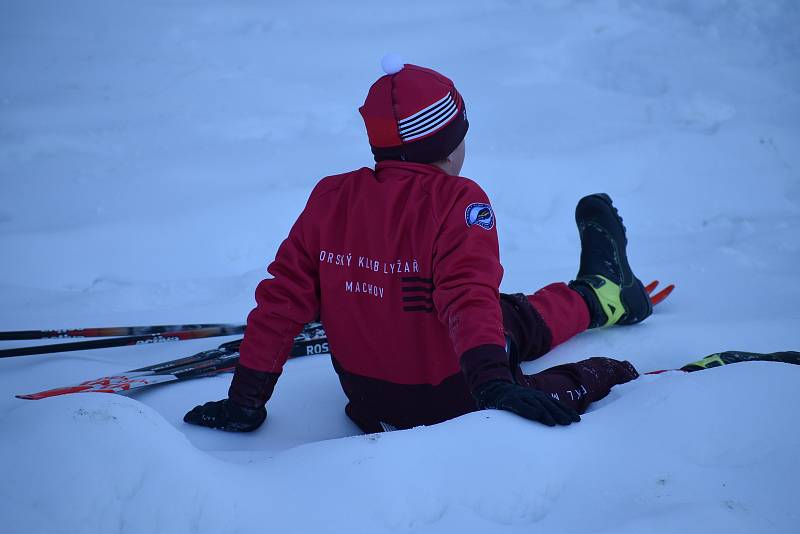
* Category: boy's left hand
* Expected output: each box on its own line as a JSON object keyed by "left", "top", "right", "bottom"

{"left": 184, "top": 398, "right": 266, "bottom": 432}
{"left": 474, "top": 380, "right": 581, "bottom": 426}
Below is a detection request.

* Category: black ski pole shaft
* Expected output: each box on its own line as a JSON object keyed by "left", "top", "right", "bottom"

{"left": 0, "top": 323, "right": 244, "bottom": 341}
{"left": 0, "top": 326, "right": 245, "bottom": 358}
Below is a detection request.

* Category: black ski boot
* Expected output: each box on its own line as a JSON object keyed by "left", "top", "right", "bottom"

{"left": 681, "top": 351, "right": 800, "bottom": 372}
{"left": 569, "top": 193, "right": 652, "bottom": 327}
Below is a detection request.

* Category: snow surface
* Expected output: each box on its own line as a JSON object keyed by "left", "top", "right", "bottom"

{"left": 1, "top": 1, "right": 799, "bottom": 533}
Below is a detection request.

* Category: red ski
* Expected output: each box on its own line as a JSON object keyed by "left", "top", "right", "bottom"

{"left": 18, "top": 373, "right": 182, "bottom": 399}
{"left": 16, "top": 340, "right": 242, "bottom": 400}
{"left": 16, "top": 322, "right": 330, "bottom": 400}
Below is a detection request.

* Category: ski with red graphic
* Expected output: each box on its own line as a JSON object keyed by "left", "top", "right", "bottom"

{"left": 15, "top": 322, "right": 329, "bottom": 400}
{"left": 16, "top": 339, "right": 242, "bottom": 400}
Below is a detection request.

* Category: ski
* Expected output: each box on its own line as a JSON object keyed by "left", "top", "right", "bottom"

{"left": 15, "top": 322, "right": 329, "bottom": 400}
{"left": 0, "top": 323, "right": 244, "bottom": 341}
{"left": 16, "top": 340, "right": 243, "bottom": 400}
{"left": 644, "top": 280, "right": 674, "bottom": 306}
{"left": 644, "top": 350, "right": 800, "bottom": 375}
{"left": 679, "top": 350, "right": 800, "bottom": 372}
{"left": 0, "top": 324, "right": 246, "bottom": 358}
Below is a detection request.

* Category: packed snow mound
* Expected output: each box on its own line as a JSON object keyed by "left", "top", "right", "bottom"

{"left": 2, "top": 362, "right": 798, "bottom": 534}
{"left": 0, "top": 395, "right": 238, "bottom": 533}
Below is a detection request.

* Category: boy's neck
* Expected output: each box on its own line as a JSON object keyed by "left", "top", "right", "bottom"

{"left": 376, "top": 158, "right": 461, "bottom": 177}
{"left": 430, "top": 160, "right": 454, "bottom": 175}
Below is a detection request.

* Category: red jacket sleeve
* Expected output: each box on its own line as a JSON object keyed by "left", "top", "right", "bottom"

{"left": 237, "top": 201, "right": 320, "bottom": 375}
{"left": 431, "top": 180, "right": 513, "bottom": 391}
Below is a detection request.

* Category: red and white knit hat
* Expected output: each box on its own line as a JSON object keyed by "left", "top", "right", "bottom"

{"left": 359, "top": 55, "right": 469, "bottom": 164}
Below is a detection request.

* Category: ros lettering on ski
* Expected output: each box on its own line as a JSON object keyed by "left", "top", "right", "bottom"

{"left": 305, "top": 342, "right": 329, "bottom": 356}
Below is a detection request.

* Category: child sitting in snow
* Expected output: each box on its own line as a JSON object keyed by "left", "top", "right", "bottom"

{"left": 184, "top": 57, "right": 668, "bottom": 433}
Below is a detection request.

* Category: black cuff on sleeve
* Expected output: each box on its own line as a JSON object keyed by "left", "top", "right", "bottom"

{"left": 228, "top": 362, "right": 280, "bottom": 409}
{"left": 460, "top": 344, "right": 514, "bottom": 393}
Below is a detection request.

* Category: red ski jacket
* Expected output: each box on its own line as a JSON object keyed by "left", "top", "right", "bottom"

{"left": 237, "top": 160, "right": 513, "bottom": 430}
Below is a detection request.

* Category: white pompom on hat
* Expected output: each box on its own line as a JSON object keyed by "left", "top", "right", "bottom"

{"left": 380, "top": 53, "right": 405, "bottom": 75}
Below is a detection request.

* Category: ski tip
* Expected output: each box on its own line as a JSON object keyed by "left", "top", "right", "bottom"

{"left": 645, "top": 280, "right": 675, "bottom": 306}
{"left": 644, "top": 280, "right": 659, "bottom": 293}
{"left": 651, "top": 284, "right": 675, "bottom": 306}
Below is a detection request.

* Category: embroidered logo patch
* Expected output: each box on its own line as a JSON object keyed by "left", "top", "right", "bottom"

{"left": 465, "top": 202, "right": 495, "bottom": 230}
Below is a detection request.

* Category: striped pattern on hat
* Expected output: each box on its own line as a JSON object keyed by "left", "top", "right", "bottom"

{"left": 398, "top": 91, "right": 461, "bottom": 142}
{"left": 359, "top": 63, "right": 469, "bottom": 164}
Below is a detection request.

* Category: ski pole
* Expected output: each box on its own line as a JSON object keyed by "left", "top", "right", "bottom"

{"left": 0, "top": 323, "right": 244, "bottom": 341}
{"left": 0, "top": 325, "right": 245, "bottom": 358}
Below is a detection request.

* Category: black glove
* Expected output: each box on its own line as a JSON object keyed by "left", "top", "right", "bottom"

{"left": 474, "top": 380, "right": 581, "bottom": 427}
{"left": 183, "top": 398, "right": 266, "bottom": 432}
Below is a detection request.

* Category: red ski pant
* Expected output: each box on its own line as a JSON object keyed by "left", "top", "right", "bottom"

{"left": 500, "top": 283, "right": 639, "bottom": 413}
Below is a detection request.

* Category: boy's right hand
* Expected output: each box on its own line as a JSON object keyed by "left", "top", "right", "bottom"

{"left": 473, "top": 380, "right": 580, "bottom": 427}
{"left": 184, "top": 398, "right": 267, "bottom": 432}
